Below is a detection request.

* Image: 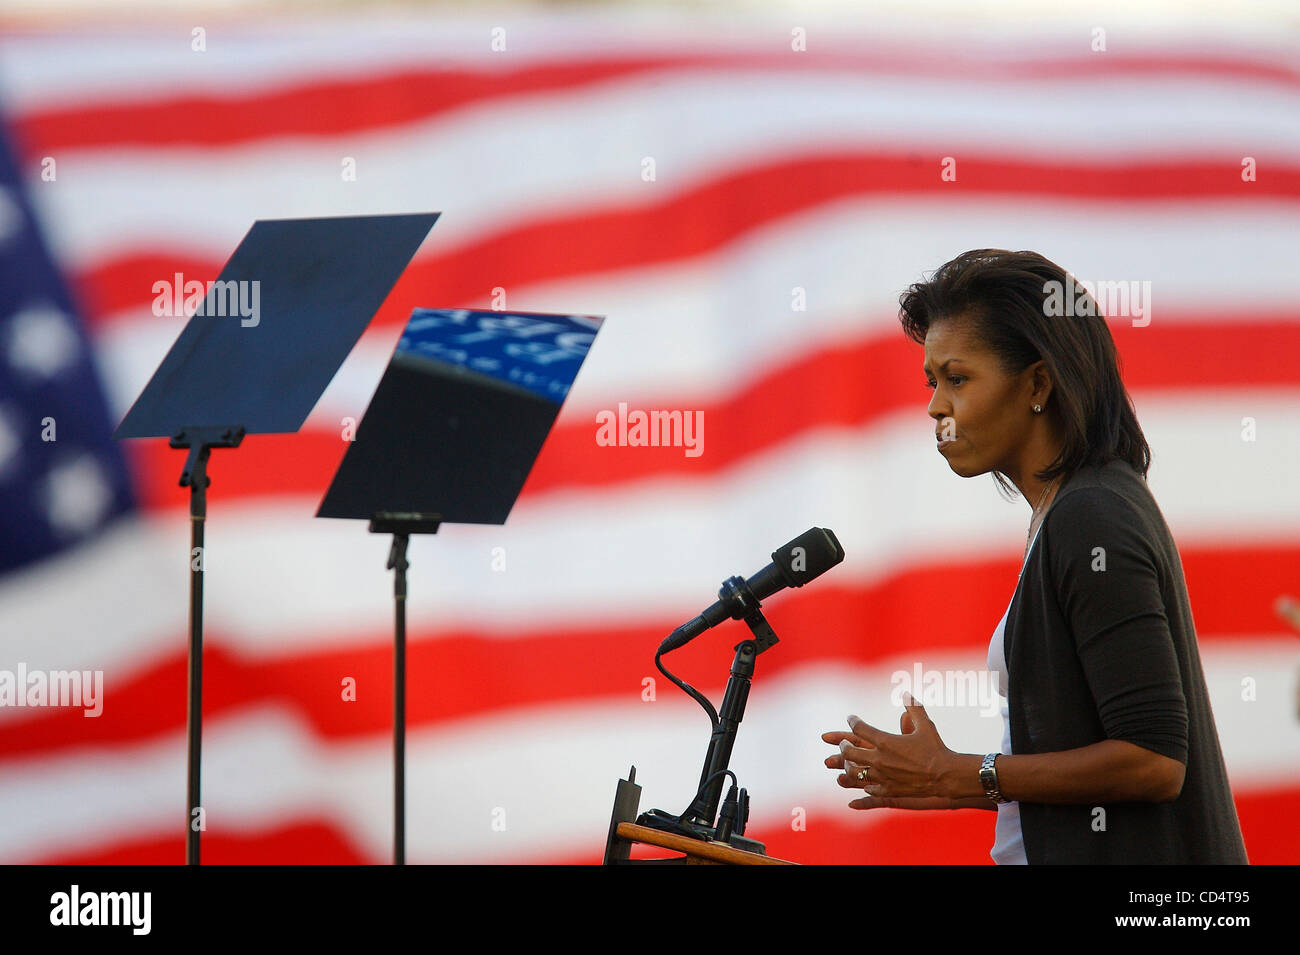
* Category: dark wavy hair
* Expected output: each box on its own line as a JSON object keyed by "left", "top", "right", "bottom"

{"left": 898, "top": 248, "right": 1150, "bottom": 499}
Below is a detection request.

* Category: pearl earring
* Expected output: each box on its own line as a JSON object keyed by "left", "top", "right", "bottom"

{"left": 1033, "top": 405, "right": 1042, "bottom": 413}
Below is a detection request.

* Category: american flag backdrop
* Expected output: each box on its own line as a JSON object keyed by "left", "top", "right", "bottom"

{"left": 0, "top": 7, "right": 1297, "bottom": 865}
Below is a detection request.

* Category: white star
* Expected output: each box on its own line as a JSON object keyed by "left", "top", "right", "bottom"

{"left": 7, "top": 302, "right": 81, "bottom": 378}
{"left": 0, "top": 404, "right": 19, "bottom": 481}
{"left": 43, "top": 454, "right": 113, "bottom": 538}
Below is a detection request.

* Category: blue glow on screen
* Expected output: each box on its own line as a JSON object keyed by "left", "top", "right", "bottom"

{"left": 395, "top": 308, "right": 601, "bottom": 404}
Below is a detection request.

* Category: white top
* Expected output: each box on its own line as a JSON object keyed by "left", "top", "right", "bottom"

{"left": 985, "top": 520, "right": 1042, "bottom": 865}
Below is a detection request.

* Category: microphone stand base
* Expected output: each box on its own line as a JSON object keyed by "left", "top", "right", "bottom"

{"left": 634, "top": 808, "right": 768, "bottom": 855}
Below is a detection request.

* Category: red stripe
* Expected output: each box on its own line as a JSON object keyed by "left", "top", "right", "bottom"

{"left": 77, "top": 152, "right": 1300, "bottom": 324}
{"left": 119, "top": 318, "right": 1300, "bottom": 511}
{"left": 1, "top": 542, "right": 1294, "bottom": 760}
{"left": 22, "top": 784, "right": 1297, "bottom": 863}
{"left": 13, "top": 51, "right": 1300, "bottom": 154}
{"left": 32, "top": 821, "right": 370, "bottom": 865}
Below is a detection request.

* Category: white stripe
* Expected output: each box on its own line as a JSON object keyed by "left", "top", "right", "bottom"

{"left": 20, "top": 66, "right": 1300, "bottom": 265}
{"left": 0, "top": 17, "right": 801, "bottom": 107}
{"left": 2, "top": 14, "right": 1296, "bottom": 112}
{"left": 91, "top": 198, "right": 1300, "bottom": 419}
{"left": 2, "top": 393, "right": 1298, "bottom": 676}
{"left": 0, "top": 644, "right": 1292, "bottom": 861}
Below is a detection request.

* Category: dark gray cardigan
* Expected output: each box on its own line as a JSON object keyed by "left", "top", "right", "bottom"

{"left": 1004, "top": 458, "right": 1248, "bottom": 864}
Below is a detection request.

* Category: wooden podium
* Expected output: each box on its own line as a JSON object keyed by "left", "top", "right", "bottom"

{"left": 603, "top": 768, "right": 796, "bottom": 865}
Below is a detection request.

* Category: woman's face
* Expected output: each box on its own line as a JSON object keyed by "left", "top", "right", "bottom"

{"left": 923, "top": 316, "right": 1038, "bottom": 481}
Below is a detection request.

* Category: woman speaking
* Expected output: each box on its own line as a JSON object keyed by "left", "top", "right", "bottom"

{"left": 822, "top": 249, "right": 1248, "bottom": 864}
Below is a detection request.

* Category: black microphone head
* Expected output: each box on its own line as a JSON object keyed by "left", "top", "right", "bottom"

{"left": 771, "top": 527, "right": 844, "bottom": 588}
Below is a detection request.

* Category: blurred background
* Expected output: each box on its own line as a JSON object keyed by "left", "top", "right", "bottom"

{"left": 0, "top": 0, "right": 1297, "bottom": 864}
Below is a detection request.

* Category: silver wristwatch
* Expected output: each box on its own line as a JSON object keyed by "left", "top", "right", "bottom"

{"left": 980, "top": 753, "right": 1008, "bottom": 804}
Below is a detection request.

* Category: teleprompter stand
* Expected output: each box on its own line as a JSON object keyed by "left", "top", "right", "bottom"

{"left": 368, "top": 512, "right": 442, "bottom": 866}
{"left": 114, "top": 213, "right": 440, "bottom": 864}
{"left": 317, "top": 307, "right": 603, "bottom": 864}
{"left": 171, "top": 425, "right": 244, "bottom": 865}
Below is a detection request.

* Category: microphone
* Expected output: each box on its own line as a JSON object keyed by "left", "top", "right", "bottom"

{"left": 658, "top": 527, "right": 844, "bottom": 654}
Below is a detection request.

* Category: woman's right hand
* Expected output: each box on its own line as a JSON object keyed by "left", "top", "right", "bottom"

{"left": 823, "top": 748, "right": 961, "bottom": 809}
{"left": 823, "top": 707, "right": 968, "bottom": 810}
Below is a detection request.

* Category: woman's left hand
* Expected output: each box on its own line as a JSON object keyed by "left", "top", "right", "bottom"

{"left": 822, "top": 692, "right": 958, "bottom": 799}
